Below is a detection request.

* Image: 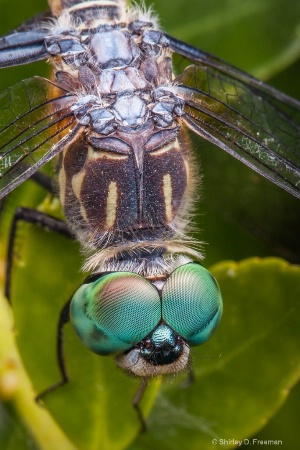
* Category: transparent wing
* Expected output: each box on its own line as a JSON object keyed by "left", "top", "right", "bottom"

{"left": 0, "top": 76, "right": 79, "bottom": 198}
{"left": 168, "top": 35, "right": 300, "bottom": 199}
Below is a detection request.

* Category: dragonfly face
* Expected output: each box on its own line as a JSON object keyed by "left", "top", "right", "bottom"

{"left": 0, "top": 0, "right": 299, "bottom": 382}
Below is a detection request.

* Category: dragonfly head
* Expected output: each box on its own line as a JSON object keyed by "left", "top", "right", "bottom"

{"left": 70, "top": 263, "right": 223, "bottom": 377}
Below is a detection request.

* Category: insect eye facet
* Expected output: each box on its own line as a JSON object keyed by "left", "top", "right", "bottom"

{"left": 70, "top": 272, "right": 161, "bottom": 355}
{"left": 162, "top": 263, "right": 223, "bottom": 345}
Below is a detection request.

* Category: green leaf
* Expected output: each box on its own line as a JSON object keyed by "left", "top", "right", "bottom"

{"left": 0, "top": 278, "right": 78, "bottom": 450}
{"left": 130, "top": 258, "right": 300, "bottom": 450}
{"left": 242, "top": 380, "right": 300, "bottom": 448}
{"left": 0, "top": 403, "right": 39, "bottom": 450}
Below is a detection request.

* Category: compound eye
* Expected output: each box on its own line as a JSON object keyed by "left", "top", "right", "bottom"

{"left": 162, "top": 263, "right": 223, "bottom": 345}
{"left": 70, "top": 272, "right": 161, "bottom": 355}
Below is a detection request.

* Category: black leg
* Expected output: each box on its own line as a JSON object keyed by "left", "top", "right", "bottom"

{"left": 0, "top": 199, "right": 5, "bottom": 217}
{"left": 36, "top": 299, "right": 72, "bottom": 402}
{"left": 180, "top": 366, "right": 195, "bottom": 388}
{"left": 4, "top": 205, "right": 75, "bottom": 401}
{"left": 132, "top": 377, "right": 149, "bottom": 433}
{"left": 30, "top": 171, "right": 55, "bottom": 194}
{"left": 5, "top": 207, "right": 72, "bottom": 302}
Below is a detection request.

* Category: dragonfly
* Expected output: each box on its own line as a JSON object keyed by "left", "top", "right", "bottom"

{"left": 0, "top": 0, "right": 299, "bottom": 430}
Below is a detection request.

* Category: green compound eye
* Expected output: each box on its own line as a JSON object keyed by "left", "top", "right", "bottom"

{"left": 70, "top": 272, "right": 161, "bottom": 355}
{"left": 162, "top": 263, "right": 223, "bottom": 345}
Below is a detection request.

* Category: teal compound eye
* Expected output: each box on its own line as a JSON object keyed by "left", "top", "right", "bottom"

{"left": 70, "top": 272, "right": 161, "bottom": 355}
{"left": 162, "top": 263, "right": 223, "bottom": 346}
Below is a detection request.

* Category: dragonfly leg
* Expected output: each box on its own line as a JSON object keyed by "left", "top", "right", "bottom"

{"left": 35, "top": 299, "right": 71, "bottom": 402}
{"left": 0, "top": 172, "right": 54, "bottom": 223}
{"left": 180, "top": 366, "right": 195, "bottom": 388}
{"left": 132, "top": 377, "right": 149, "bottom": 433}
{"left": 30, "top": 171, "right": 55, "bottom": 194}
{"left": 5, "top": 207, "right": 72, "bottom": 302}
{"left": 4, "top": 205, "right": 74, "bottom": 401}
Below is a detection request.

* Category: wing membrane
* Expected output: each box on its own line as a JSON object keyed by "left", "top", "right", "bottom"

{"left": 169, "top": 35, "right": 300, "bottom": 198}
{"left": 0, "top": 76, "right": 79, "bottom": 198}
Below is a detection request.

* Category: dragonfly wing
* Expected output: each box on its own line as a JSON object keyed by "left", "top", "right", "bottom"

{"left": 168, "top": 35, "right": 300, "bottom": 199}
{"left": 167, "top": 33, "right": 300, "bottom": 106}
{"left": 0, "top": 10, "right": 54, "bottom": 68}
{"left": 0, "top": 76, "right": 80, "bottom": 198}
{"left": 0, "top": 29, "right": 49, "bottom": 67}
